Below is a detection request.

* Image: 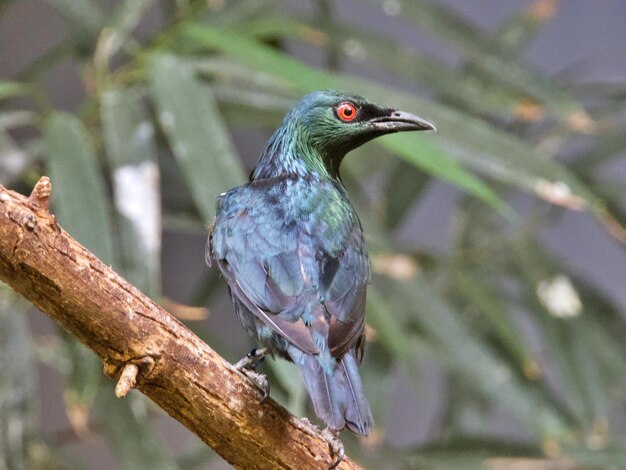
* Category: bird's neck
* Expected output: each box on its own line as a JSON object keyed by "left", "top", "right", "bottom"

{"left": 251, "top": 122, "right": 341, "bottom": 181}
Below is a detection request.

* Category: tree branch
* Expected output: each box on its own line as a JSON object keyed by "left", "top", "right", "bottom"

{"left": 0, "top": 177, "right": 363, "bottom": 470}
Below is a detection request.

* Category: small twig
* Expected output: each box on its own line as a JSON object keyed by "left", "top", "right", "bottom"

{"left": 115, "top": 364, "right": 139, "bottom": 398}
{"left": 112, "top": 356, "right": 155, "bottom": 398}
{"left": 27, "top": 176, "right": 51, "bottom": 213}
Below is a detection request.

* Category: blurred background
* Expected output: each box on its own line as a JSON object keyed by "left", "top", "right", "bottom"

{"left": 2, "top": 0, "right": 626, "bottom": 468}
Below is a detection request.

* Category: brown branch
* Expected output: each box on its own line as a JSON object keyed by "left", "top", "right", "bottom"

{"left": 0, "top": 177, "right": 363, "bottom": 470}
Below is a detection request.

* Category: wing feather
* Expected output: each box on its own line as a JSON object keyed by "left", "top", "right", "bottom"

{"left": 211, "top": 181, "right": 369, "bottom": 360}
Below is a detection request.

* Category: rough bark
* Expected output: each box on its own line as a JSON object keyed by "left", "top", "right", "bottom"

{"left": 0, "top": 177, "right": 362, "bottom": 470}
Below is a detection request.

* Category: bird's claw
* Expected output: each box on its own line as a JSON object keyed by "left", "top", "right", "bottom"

{"left": 234, "top": 348, "right": 270, "bottom": 403}
{"left": 321, "top": 428, "right": 344, "bottom": 469}
{"left": 243, "top": 369, "right": 270, "bottom": 403}
{"left": 234, "top": 347, "right": 267, "bottom": 370}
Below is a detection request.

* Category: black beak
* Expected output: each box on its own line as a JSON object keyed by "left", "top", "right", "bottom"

{"left": 371, "top": 110, "right": 437, "bottom": 133}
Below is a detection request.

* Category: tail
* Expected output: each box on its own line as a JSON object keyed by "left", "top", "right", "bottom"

{"left": 292, "top": 349, "right": 373, "bottom": 435}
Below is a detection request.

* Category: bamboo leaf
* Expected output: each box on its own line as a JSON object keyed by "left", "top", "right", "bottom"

{"left": 96, "top": 390, "right": 180, "bottom": 470}
{"left": 495, "top": 0, "right": 556, "bottom": 57}
{"left": 0, "top": 111, "right": 38, "bottom": 130}
{"left": 367, "top": 287, "right": 437, "bottom": 427}
{"left": 452, "top": 269, "right": 537, "bottom": 373}
{"left": 150, "top": 54, "right": 246, "bottom": 222}
{"left": 44, "top": 0, "right": 106, "bottom": 37}
{"left": 95, "top": 0, "right": 154, "bottom": 63}
{"left": 382, "top": 277, "right": 570, "bottom": 439}
{"left": 365, "top": 0, "right": 589, "bottom": 127}
{"left": 0, "top": 131, "right": 31, "bottom": 185}
{"left": 0, "top": 81, "right": 31, "bottom": 100}
{"left": 240, "top": 17, "right": 534, "bottom": 120}
{"left": 0, "top": 286, "right": 36, "bottom": 470}
{"left": 384, "top": 161, "right": 429, "bottom": 228}
{"left": 182, "top": 24, "right": 505, "bottom": 211}
{"left": 181, "top": 25, "right": 604, "bottom": 215}
{"left": 509, "top": 241, "right": 598, "bottom": 428}
{"left": 101, "top": 88, "right": 161, "bottom": 297}
{"left": 266, "top": 360, "right": 306, "bottom": 417}
{"left": 43, "top": 112, "right": 114, "bottom": 264}
{"left": 58, "top": 330, "right": 102, "bottom": 428}
{"left": 378, "top": 133, "right": 505, "bottom": 213}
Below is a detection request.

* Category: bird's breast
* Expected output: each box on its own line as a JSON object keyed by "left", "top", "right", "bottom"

{"left": 215, "top": 177, "right": 362, "bottom": 258}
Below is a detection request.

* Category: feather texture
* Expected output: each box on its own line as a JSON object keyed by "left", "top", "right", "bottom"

{"left": 207, "top": 90, "right": 433, "bottom": 434}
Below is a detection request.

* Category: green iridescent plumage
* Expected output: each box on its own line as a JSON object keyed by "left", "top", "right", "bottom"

{"left": 207, "top": 90, "right": 435, "bottom": 436}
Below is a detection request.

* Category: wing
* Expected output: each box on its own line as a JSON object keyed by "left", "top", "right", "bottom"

{"left": 210, "top": 184, "right": 369, "bottom": 359}
{"left": 211, "top": 191, "right": 321, "bottom": 354}
{"left": 319, "top": 230, "right": 370, "bottom": 360}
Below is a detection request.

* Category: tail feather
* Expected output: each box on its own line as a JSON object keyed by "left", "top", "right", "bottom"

{"left": 291, "top": 347, "right": 373, "bottom": 435}
{"left": 340, "top": 352, "right": 373, "bottom": 435}
{"left": 298, "top": 352, "right": 346, "bottom": 430}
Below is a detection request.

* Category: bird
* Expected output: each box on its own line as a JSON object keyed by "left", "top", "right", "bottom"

{"left": 206, "top": 90, "right": 435, "bottom": 466}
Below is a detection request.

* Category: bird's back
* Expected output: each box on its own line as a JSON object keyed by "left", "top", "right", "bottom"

{"left": 211, "top": 174, "right": 369, "bottom": 340}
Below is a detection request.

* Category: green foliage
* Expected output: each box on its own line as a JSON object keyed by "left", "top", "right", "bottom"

{"left": 1, "top": 1, "right": 626, "bottom": 468}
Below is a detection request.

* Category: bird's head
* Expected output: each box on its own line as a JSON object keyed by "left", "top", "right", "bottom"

{"left": 254, "top": 90, "right": 436, "bottom": 180}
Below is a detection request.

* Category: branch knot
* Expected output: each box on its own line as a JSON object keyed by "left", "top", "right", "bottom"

{"left": 104, "top": 356, "right": 156, "bottom": 398}
{"left": 28, "top": 176, "right": 52, "bottom": 213}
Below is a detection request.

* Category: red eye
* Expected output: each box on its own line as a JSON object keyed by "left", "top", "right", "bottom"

{"left": 337, "top": 102, "right": 358, "bottom": 122}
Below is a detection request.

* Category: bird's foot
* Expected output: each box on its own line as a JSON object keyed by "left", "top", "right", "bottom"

{"left": 321, "top": 428, "right": 344, "bottom": 469}
{"left": 234, "top": 347, "right": 267, "bottom": 370}
{"left": 234, "top": 348, "right": 270, "bottom": 403}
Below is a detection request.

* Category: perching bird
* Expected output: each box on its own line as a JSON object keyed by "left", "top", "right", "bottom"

{"left": 206, "top": 90, "right": 435, "bottom": 465}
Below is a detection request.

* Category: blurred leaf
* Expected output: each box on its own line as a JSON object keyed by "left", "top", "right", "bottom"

{"left": 378, "top": 104, "right": 594, "bottom": 211}
{"left": 367, "top": 287, "right": 437, "bottom": 422}
{"left": 573, "top": 130, "right": 626, "bottom": 172}
{"left": 241, "top": 17, "right": 532, "bottom": 120}
{"left": 0, "top": 110, "right": 38, "bottom": 130}
{"left": 367, "top": 287, "right": 434, "bottom": 368}
{"left": 381, "top": 277, "right": 570, "bottom": 438}
{"left": 182, "top": 25, "right": 607, "bottom": 216}
{"left": 378, "top": 133, "right": 506, "bottom": 213}
{"left": 0, "top": 81, "right": 31, "bottom": 100}
{"left": 58, "top": 330, "right": 101, "bottom": 434}
{"left": 577, "top": 311, "right": 626, "bottom": 390}
{"left": 110, "top": 0, "right": 153, "bottom": 33}
{"left": 189, "top": 57, "right": 294, "bottom": 99}
{"left": 150, "top": 53, "right": 245, "bottom": 222}
{"left": 452, "top": 269, "right": 536, "bottom": 373}
{"left": 561, "top": 443, "right": 626, "bottom": 469}
{"left": 43, "top": 112, "right": 115, "bottom": 264}
{"left": 384, "top": 161, "right": 430, "bottom": 228}
{"left": 176, "top": 444, "right": 218, "bottom": 470}
{"left": 0, "top": 286, "right": 36, "bottom": 470}
{"left": 101, "top": 87, "right": 161, "bottom": 297}
{"left": 508, "top": 241, "right": 606, "bottom": 429}
{"left": 495, "top": 0, "right": 558, "bottom": 57}
{"left": 266, "top": 360, "right": 306, "bottom": 417}
{"left": 182, "top": 24, "right": 505, "bottom": 211}
{"left": 94, "top": 0, "right": 154, "bottom": 65}
{"left": 0, "top": 131, "right": 31, "bottom": 185}
{"left": 96, "top": 389, "right": 179, "bottom": 470}
{"left": 366, "top": 0, "right": 589, "bottom": 126}
{"left": 44, "top": 0, "right": 106, "bottom": 37}
{"left": 567, "top": 320, "right": 609, "bottom": 429}
{"left": 403, "top": 438, "right": 540, "bottom": 470}
{"left": 41, "top": 339, "right": 98, "bottom": 446}
{"left": 206, "top": 0, "right": 279, "bottom": 26}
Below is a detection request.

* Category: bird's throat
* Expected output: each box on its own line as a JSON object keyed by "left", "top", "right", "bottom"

{"left": 250, "top": 125, "right": 341, "bottom": 181}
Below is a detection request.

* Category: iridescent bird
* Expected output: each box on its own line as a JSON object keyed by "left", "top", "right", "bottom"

{"left": 206, "top": 90, "right": 435, "bottom": 465}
